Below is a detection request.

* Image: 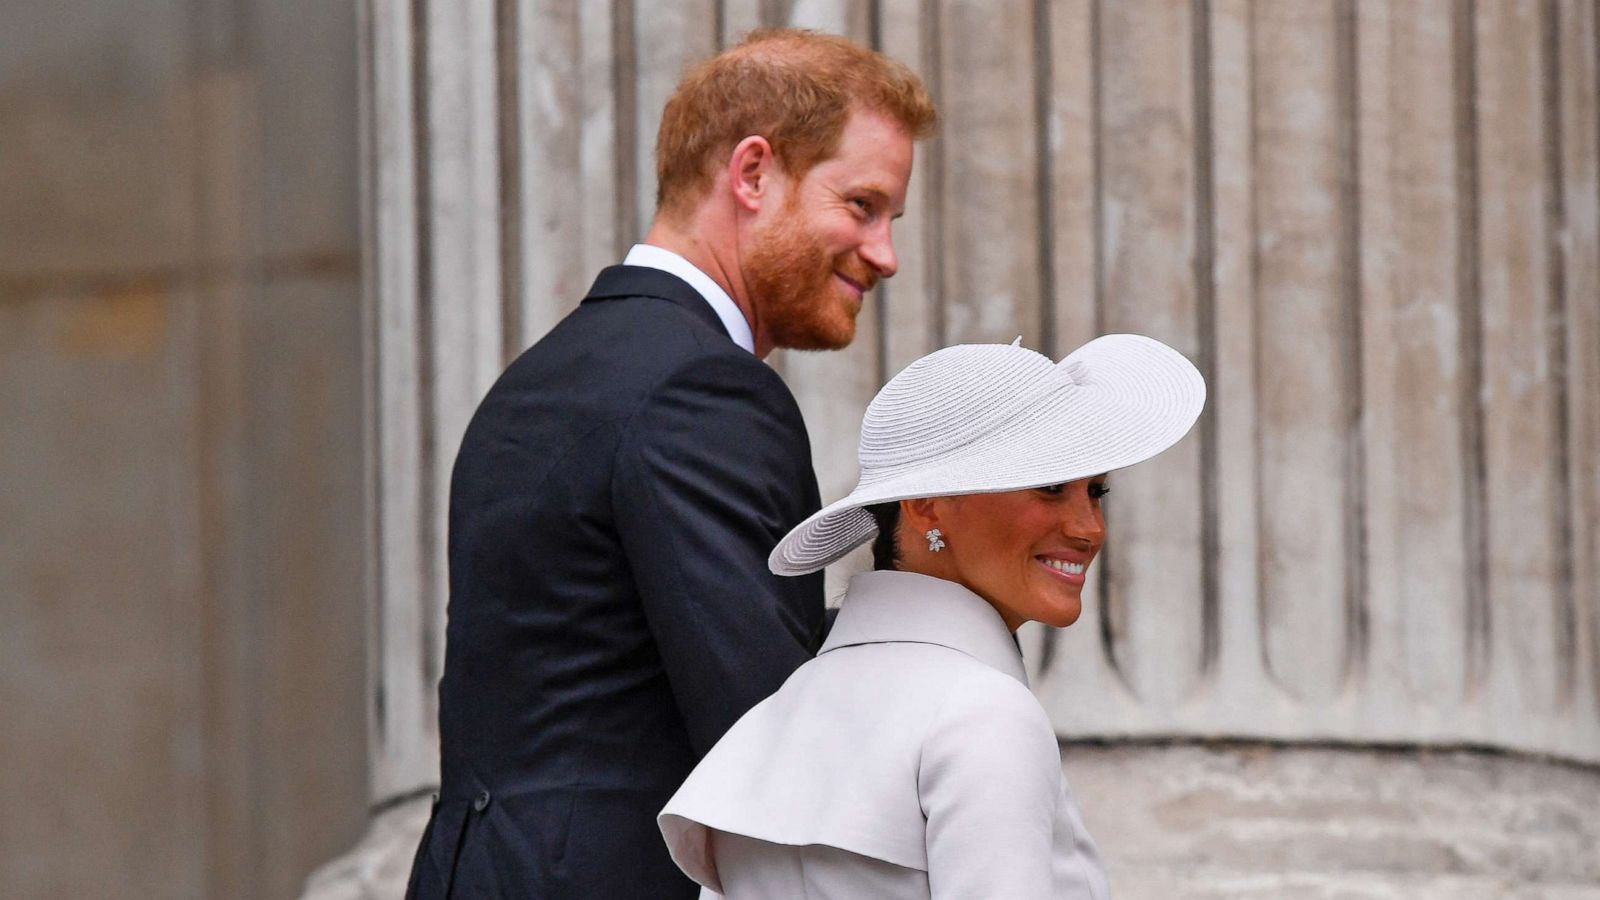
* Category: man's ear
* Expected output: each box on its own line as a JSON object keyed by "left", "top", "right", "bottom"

{"left": 727, "top": 135, "right": 777, "bottom": 213}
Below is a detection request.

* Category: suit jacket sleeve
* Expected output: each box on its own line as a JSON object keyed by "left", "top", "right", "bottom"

{"left": 919, "top": 674, "right": 1061, "bottom": 898}
{"left": 612, "top": 352, "right": 825, "bottom": 756}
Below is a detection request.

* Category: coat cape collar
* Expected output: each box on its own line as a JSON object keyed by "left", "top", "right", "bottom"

{"left": 821, "top": 570, "right": 1029, "bottom": 687}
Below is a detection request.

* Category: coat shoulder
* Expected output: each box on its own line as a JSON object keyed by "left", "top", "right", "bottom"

{"left": 509, "top": 294, "right": 794, "bottom": 412}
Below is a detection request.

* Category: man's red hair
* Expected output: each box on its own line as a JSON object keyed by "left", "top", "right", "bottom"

{"left": 654, "top": 28, "right": 938, "bottom": 220}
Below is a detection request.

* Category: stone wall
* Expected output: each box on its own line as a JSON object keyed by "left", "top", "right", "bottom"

{"left": 1067, "top": 742, "right": 1600, "bottom": 898}
{"left": 0, "top": 0, "right": 368, "bottom": 897}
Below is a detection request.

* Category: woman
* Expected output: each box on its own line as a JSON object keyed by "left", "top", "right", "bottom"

{"left": 659, "top": 334, "right": 1205, "bottom": 898}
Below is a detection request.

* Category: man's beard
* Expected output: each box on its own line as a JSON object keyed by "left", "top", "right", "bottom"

{"left": 744, "top": 209, "right": 873, "bottom": 351}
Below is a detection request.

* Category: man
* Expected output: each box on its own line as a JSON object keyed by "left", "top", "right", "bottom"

{"left": 405, "top": 29, "right": 936, "bottom": 899}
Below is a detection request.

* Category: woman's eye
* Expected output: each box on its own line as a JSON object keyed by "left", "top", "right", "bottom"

{"left": 1039, "top": 483, "right": 1066, "bottom": 495}
{"left": 1088, "top": 483, "right": 1110, "bottom": 499}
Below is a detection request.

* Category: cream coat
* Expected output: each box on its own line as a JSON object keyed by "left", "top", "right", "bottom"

{"left": 659, "top": 570, "right": 1110, "bottom": 898}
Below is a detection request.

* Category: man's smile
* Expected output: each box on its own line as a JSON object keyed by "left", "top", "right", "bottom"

{"left": 834, "top": 271, "right": 867, "bottom": 298}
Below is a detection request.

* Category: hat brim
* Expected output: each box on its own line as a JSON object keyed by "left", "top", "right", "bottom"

{"left": 768, "top": 334, "right": 1206, "bottom": 576}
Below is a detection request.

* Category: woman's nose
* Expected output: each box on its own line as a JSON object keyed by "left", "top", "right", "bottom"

{"left": 1062, "top": 491, "right": 1105, "bottom": 545}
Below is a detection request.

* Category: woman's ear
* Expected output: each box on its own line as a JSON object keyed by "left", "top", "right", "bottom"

{"left": 727, "top": 135, "right": 776, "bottom": 213}
{"left": 899, "top": 497, "right": 940, "bottom": 533}
{"left": 899, "top": 497, "right": 958, "bottom": 563}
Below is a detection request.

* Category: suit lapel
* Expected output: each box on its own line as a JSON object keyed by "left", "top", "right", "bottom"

{"left": 581, "top": 265, "right": 729, "bottom": 338}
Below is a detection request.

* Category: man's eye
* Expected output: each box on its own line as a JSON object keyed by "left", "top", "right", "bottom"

{"left": 850, "top": 197, "right": 871, "bottom": 213}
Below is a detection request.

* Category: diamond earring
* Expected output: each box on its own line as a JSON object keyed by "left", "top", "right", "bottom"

{"left": 925, "top": 528, "right": 946, "bottom": 553}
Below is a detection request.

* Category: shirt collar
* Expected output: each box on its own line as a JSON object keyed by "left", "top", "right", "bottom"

{"left": 820, "top": 570, "right": 1029, "bottom": 687}
{"left": 623, "top": 243, "right": 754, "bottom": 354}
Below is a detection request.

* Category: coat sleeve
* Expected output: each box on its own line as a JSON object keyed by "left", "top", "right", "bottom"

{"left": 919, "top": 673, "right": 1062, "bottom": 899}
{"left": 612, "top": 352, "right": 826, "bottom": 756}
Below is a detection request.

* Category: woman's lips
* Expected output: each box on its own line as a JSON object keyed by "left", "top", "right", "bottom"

{"left": 1036, "top": 555, "right": 1087, "bottom": 584}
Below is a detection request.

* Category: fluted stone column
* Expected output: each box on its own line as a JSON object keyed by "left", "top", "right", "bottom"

{"left": 310, "top": 1, "right": 1600, "bottom": 896}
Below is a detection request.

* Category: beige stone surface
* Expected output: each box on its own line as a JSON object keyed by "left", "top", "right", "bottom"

{"left": 936, "top": 0, "right": 1042, "bottom": 347}
{"left": 1251, "top": 0, "right": 1355, "bottom": 706}
{"left": 1094, "top": 0, "right": 1207, "bottom": 708}
{"left": 302, "top": 795, "right": 432, "bottom": 900}
{"left": 878, "top": 0, "right": 941, "bottom": 373}
{"left": 1, "top": 288, "right": 205, "bottom": 899}
{"left": 1066, "top": 742, "right": 1600, "bottom": 899}
{"left": 2, "top": 0, "right": 367, "bottom": 897}
{"left": 1355, "top": 0, "right": 1475, "bottom": 710}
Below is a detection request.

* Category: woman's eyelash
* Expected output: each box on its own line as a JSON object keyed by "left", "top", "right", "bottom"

{"left": 1088, "top": 483, "right": 1110, "bottom": 499}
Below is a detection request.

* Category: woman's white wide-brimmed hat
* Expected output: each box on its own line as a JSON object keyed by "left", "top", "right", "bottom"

{"left": 768, "top": 333, "right": 1206, "bottom": 576}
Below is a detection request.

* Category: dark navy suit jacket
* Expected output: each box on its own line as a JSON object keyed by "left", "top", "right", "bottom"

{"left": 405, "top": 266, "right": 826, "bottom": 898}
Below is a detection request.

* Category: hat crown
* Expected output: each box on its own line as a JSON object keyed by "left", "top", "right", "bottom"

{"left": 857, "top": 344, "right": 1063, "bottom": 483}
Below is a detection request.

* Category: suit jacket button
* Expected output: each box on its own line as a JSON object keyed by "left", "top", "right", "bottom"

{"left": 474, "top": 789, "right": 491, "bottom": 812}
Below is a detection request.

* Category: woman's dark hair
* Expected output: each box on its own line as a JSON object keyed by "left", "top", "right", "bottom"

{"left": 864, "top": 501, "right": 901, "bottom": 571}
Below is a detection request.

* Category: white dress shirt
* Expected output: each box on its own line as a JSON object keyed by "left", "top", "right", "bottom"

{"left": 659, "top": 570, "right": 1111, "bottom": 899}
{"left": 624, "top": 243, "right": 755, "bottom": 354}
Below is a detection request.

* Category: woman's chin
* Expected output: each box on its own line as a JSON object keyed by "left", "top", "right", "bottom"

{"left": 1035, "top": 597, "right": 1082, "bottom": 628}
{"left": 1051, "top": 609, "right": 1083, "bottom": 628}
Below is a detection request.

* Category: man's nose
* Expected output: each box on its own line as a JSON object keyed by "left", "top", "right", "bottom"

{"left": 860, "top": 224, "right": 898, "bottom": 279}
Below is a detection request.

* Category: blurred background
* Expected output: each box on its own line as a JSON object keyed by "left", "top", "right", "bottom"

{"left": 5, "top": 1, "right": 1599, "bottom": 899}
{"left": 2, "top": 0, "right": 367, "bottom": 897}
